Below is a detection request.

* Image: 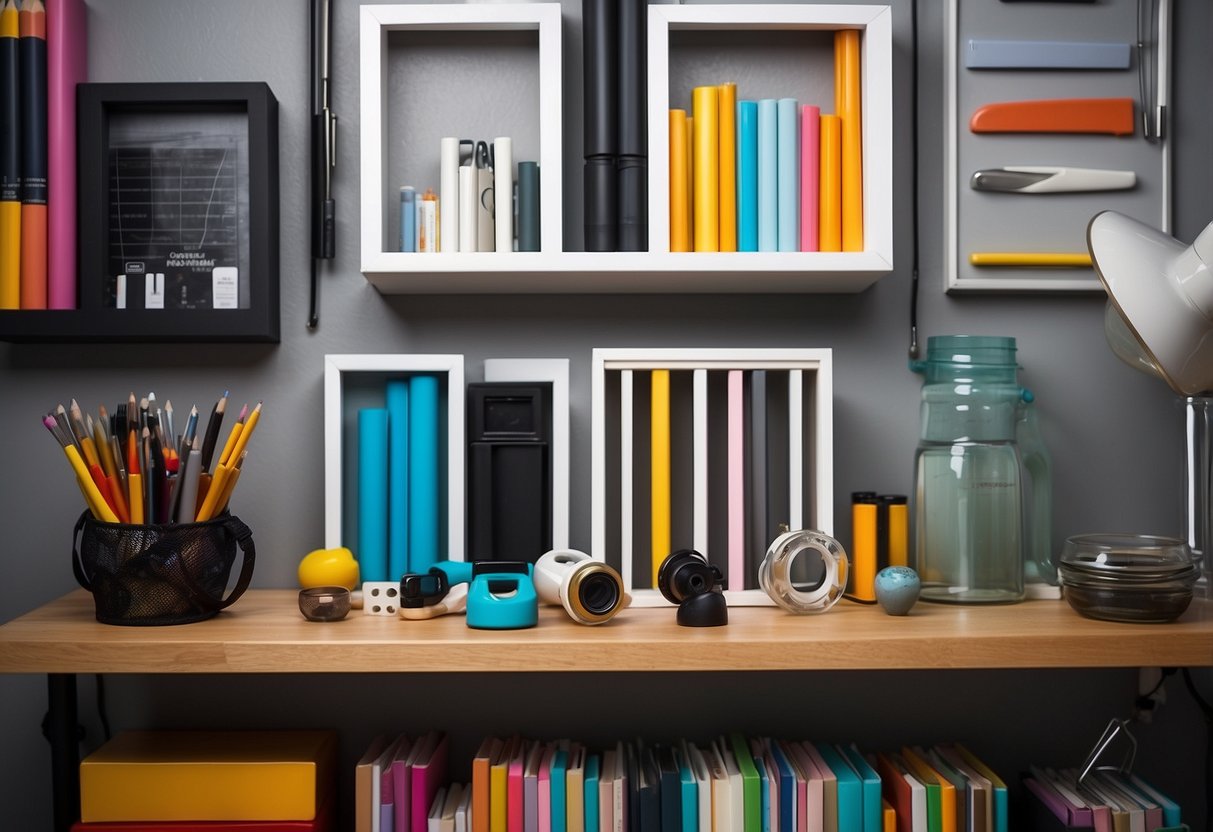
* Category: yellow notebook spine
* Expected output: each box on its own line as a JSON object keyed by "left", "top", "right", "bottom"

{"left": 717, "top": 82, "right": 737, "bottom": 252}
{"left": 691, "top": 86, "right": 719, "bottom": 252}
{"left": 669, "top": 109, "right": 690, "bottom": 252}
{"left": 819, "top": 114, "right": 842, "bottom": 252}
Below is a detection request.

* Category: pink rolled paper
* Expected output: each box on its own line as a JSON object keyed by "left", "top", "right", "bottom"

{"left": 800, "top": 105, "right": 820, "bottom": 252}
{"left": 46, "top": 0, "right": 86, "bottom": 309}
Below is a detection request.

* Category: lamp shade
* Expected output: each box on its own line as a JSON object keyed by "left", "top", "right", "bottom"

{"left": 1087, "top": 211, "right": 1213, "bottom": 396}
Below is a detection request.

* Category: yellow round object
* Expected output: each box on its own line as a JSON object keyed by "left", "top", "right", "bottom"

{"left": 298, "top": 547, "right": 360, "bottom": 590}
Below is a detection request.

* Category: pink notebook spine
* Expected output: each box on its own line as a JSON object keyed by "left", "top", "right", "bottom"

{"left": 393, "top": 759, "right": 413, "bottom": 832}
{"left": 413, "top": 736, "right": 451, "bottom": 832}
{"left": 799, "top": 106, "right": 820, "bottom": 252}
{"left": 45, "top": 0, "right": 85, "bottom": 309}
{"left": 727, "top": 370, "right": 744, "bottom": 589}
{"left": 508, "top": 755, "right": 525, "bottom": 832}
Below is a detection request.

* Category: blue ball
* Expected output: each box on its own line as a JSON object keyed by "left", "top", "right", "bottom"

{"left": 875, "top": 566, "right": 920, "bottom": 616}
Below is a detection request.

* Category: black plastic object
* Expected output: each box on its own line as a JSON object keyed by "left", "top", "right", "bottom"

{"left": 617, "top": 156, "right": 647, "bottom": 252}
{"left": 585, "top": 157, "right": 618, "bottom": 252}
{"left": 583, "top": 0, "right": 618, "bottom": 252}
{"left": 616, "top": 0, "right": 647, "bottom": 252}
{"left": 657, "top": 549, "right": 728, "bottom": 627}
{"left": 517, "top": 162, "right": 540, "bottom": 252}
{"left": 400, "top": 569, "right": 451, "bottom": 608}
{"left": 72, "top": 511, "right": 255, "bottom": 626}
{"left": 467, "top": 383, "right": 552, "bottom": 563}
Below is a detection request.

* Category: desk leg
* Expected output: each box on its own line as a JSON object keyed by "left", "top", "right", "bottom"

{"left": 47, "top": 673, "right": 80, "bottom": 832}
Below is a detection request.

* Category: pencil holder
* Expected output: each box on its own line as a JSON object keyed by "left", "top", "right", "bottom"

{"left": 72, "top": 512, "right": 256, "bottom": 626}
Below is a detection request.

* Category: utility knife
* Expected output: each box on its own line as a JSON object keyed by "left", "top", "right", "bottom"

{"left": 970, "top": 166, "right": 1137, "bottom": 194}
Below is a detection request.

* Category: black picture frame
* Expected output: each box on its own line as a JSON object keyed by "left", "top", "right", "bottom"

{"left": 0, "top": 82, "right": 279, "bottom": 343}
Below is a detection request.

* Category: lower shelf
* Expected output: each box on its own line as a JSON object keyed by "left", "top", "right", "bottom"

{"left": 0, "top": 308, "right": 280, "bottom": 343}
{"left": 0, "top": 590, "right": 1209, "bottom": 674}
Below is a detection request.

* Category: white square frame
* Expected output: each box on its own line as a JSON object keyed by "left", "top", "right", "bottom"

{"left": 359, "top": 3, "right": 563, "bottom": 274}
{"left": 646, "top": 4, "right": 893, "bottom": 271}
{"left": 324, "top": 353, "right": 466, "bottom": 564}
{"left": 591, "top": 348, "right": 834, "bottom": 607}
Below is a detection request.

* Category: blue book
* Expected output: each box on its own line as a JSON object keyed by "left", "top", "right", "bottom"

{"left": 753, "top": 742, "right": 770, "bottom": 832}
{"left": 357, "top": 407, "right": 390, "bottom": 582}
{"left": 584, "top": 753, "right": 601, "bottom": 832}
{"left": 736, "top": 100, "right": 759, "bottom": 252}
{"left": 840, "top": 744, "right": 882, "bottom": 832}
{"left": 776, "top": 98, "right": 800, "bottom": 252}
{"left": 815, "top": 743, "right": 862, "bottom": 832}
{"left": 551, "top": 747, "right": 569, "bottom": 832}
{"left": 401, "top": 187, "right": 417, "bottom": 252}
{"left": 386, "top": 379, "right": 410, "bottom": 579}
{"left": 768, "top": 740, "right": 796, "bottom": 832}
{"left": 657, "top": 746, "right": 681, "bottom": 832}
{"left": 756, "top": 99, "right": 778, "bottom": 252}
{"left": 408, "top": 375, "right": 441, "bottom": 572}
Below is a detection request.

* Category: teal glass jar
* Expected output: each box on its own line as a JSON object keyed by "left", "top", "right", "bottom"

{"left": 910, "top": 336, "right": 1053, "bottom": 603}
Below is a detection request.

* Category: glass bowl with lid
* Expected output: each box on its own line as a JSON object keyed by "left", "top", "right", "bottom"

{"left": 1059, "top": 533, "right": 1200, "bottom": 623}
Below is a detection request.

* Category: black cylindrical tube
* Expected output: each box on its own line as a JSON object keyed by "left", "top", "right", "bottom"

{"left": 517, "top": 161, "right": 540, "bottom": 252}
{"left": 617, "top": 156, "right": 647, "bottom": 251}
{"left": 584, "top": 156, "right": 617, "bottom": 252}
{"left": 617, "top": 0, "right": 646, "bottom": 156}
{"left": 583, "top": 0, "right": 616, "bottom": 157}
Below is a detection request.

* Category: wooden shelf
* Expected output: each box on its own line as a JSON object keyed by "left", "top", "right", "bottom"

{"left": 1, "top": 590, "right": 1210, "bottom": 675}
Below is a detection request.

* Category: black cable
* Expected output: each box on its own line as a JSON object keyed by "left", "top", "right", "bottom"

{"left": 907, "top": 0, "right": 921, "bottom": 361}
{"left": 95, "top": 674, "right": 112, "bottom": 742}
{"left": 1182, "top": 668, "right": 1213, "bottom": 832}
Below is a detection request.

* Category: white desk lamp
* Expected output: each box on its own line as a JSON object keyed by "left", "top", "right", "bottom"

{"left": 1087, "top": 210, "right": 1213, "bottom": 593}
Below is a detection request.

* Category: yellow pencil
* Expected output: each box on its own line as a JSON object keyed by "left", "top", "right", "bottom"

{"left": 216, "top": 403, "right": 248, "bottom": 469}
{"left": 224, "top": 401, "right": 261, "bottom": 469}
{"left": 194, "top": 463, "right": 229, "bottom": 522}
{"left": 128, "top": 473, "right": 144, "bottom": 524}
{"left": 969, "top": 252, "right": 1092, "bottom": 268}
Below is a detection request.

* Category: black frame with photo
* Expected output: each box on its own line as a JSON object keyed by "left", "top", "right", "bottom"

{"left": 0, "top": 82, "right": 279, "bottom": 343}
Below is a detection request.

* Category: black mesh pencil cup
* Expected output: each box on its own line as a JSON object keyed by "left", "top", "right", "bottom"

{"left": 72, "top": 512, "right": 256, "bottom": 626}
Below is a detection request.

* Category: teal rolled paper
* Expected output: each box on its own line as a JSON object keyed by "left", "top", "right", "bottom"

{"left": 357, "top": 407, "right": 390, "bottom": 583}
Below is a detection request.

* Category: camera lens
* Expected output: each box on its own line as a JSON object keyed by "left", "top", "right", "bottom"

{"left": 577, "top": 571, "right": 621, "bottom": 616}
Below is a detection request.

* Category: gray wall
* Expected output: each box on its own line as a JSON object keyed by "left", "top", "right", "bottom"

{"left": 2, "top": 0, "right": 1211, "bottom": 829}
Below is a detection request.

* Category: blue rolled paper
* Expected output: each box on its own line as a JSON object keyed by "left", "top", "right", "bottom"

{"left": 386, "top": 379, "right": 410, "bottom": 578}
{"left": 358, "top": 407, "right": 390, "bottom": 582}
{"left": 776, "top": 98, "right": 800, "bottom": 252}
{"left": 409, "top": 375, "right": 441, "bottom": 571}
{"left": 757, "top": 99, "right": 778, "bottom": 252}
{"left": 737, "top": 100, "right": 758, "bottom": 252}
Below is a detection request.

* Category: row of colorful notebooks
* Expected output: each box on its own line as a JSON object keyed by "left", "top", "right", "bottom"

{"left": 360, "top": 731, "right": 1049, "bottom": 832}
{"left": 1023, "top": 766, "right": 1186, "bottom": 832}
{"left": 667, "top": 30, "right": 863, "bottom": 255}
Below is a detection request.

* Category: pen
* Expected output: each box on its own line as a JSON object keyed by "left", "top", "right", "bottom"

{"left": 308, "top": 0, "right": 336, "bottom": 329}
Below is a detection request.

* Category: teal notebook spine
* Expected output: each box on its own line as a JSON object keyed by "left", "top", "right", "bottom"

{"left": 775, "top": 98, "right": 800, "bottom": 252}
{"left": 815, "top": 742, "right": 862, "bottom": 832}
{"left": 585, "top": 753, "right": 601, "bottom": 832}
{"left": 386, "top": 380, "right": 410, "bottom": 578}
{"left": 551, "top": 748, "right": 568, "bottom": 832}
{"left": 358, "top": 407, "right": 390, "bottom": 581}
{"left": 677, "top": 745, "right": 697, "bottom": 832}
{"left": 736, "top": 100, "right": 759, "bottom": 252}
{"left": 408, "top": 375, "right": 440, "bottom": 572}
{"left": 756, "top": 99, "right": 778, "bottom": 252}
{"left": 840, "top": 744, "right": 882, "bottom": 832}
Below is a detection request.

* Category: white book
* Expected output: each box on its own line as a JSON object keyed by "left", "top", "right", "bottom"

{"left": 684, "top": 742, "right": 712, "bottom": 832}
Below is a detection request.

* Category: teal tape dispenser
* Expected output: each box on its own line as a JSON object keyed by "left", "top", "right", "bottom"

{"left": 400, "top": 560, "right": 538, "bottom": 630}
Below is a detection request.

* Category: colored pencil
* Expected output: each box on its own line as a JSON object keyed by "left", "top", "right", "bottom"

{"left": 43, "top": 414, "right": 118, "bottom": 522}
{"left": 199, "top": 390, "right": 228, "bottom": 472}
{"left": 18, "top": 0, "right": 46, "bottom": 308}
{"left": 0, "top": 0, "right": 20, "bottom": 309}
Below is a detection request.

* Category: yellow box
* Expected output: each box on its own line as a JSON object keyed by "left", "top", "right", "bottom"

{"left": 80, "top": 730, "right": 336, "bottom": 823}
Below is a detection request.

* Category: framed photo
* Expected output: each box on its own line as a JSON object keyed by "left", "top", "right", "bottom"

{"left": 77, "top": 82, "right": 279, "bottom": 341}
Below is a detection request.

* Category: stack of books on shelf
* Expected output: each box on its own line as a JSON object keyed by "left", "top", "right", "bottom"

{"left": 668, "top": 30, "right": 863, "bottom": 255}
{"left": 0, "top": 0, "right": 85, "bottom": 310}
{"left": 1023, "top": 766, "right": 1188, "bottom": 832}
{"left": 357, "top": 732, "right": 1190, "bottom": 832}
{"left": 400, "top": 137, "right": 539, "bottom": 254}
{"left": 73, "top": 730, "right": 337, "bottom": 831}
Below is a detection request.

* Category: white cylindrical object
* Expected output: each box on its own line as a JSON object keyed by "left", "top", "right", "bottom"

{"left": 534, "top": 549, "right": 629, "bottom": 625}
{"left": 494, "top": 137, "right": 513, "bottom": 254}
{"left": 440, "top": 137, "right": 460, "bottom": 252}
{"left": 459, "top": 165, "right": 478, "bottom": 252}
{"left": 419, "top": 198, "right": 438, "bottom": 253}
